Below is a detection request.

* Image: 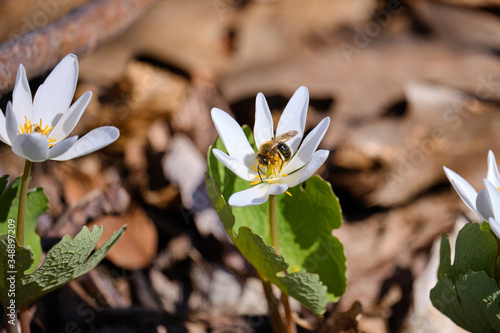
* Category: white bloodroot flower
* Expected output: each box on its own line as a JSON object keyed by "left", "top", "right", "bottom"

{"left": 0, "top": 54, "right": 119, "bottom": 162}
{"left": 211, "top": 86, "right": 330, "bottom": 207}
{"left": 444, "top": 150, "right": 500, "bottom": 237}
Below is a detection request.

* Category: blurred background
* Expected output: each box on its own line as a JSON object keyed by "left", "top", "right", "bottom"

{"left": 0, "top": 0, "right": 500, "bottom": 332}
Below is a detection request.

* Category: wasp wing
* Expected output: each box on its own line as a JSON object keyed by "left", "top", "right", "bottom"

{"left": 270, "top": 130, "right": 298, "bottom": 149}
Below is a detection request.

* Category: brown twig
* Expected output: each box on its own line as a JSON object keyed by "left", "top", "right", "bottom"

{"left": 0, "top": 0, "right": 158, "bottom": 96}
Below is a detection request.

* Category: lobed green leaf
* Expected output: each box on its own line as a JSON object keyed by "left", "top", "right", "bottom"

{"left": 0, "top": 225, "right": 125, "bottom": 310}
{"left": 431, "top": 271, "right": 500, "bottom": 332}
{"left": 206, "top": 175, "right": 328, "bottom": 315}
{"left": 431, "top": 223, "right": 500, "bottom": 332}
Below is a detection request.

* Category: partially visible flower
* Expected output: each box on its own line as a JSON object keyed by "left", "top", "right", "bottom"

{"left": 483, "top": 179, "right": 500, "bottom": 237}
{"left": 211, "top": 86, "right": 330, "bottom": 207}
{"left": 0, "top": 54, "right": 119, "bottom": 162}
{"left": 444, "top": 150, "right": 500, "bottom": 236}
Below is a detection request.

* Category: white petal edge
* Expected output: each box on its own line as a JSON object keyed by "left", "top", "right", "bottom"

{"left": 212, "top": 149, "right": 256, "bottom": 181}
{"left": 211, "top": 108, "right": 256, "bottom": 167}
{"left": 0, "top": 109, "right": 11, "bottom": 145}
{"left": 6, "top": 102, "right": 19, "bottom": 145}
{"left": 228, "top": 183, "right": 270, "bottom": 207}
{"left": 488, "top": 218, "right": 500, "bottom": 239}
{"left": 12, "top": 64, "right": 33, "bottom": 124}
{"left": 48, "top": 136, "right": 78, "bottom": 159}
{"left": 484, "top": 179, "right": 500, "bottom": 221}
{"left": 284, "top": 149, "right": 329, "bottom": 188}
{"left": 282, "top": 117, "right": 330, "bottom": 175}
{"left": 253, "top": 92, "right": 274, "bottom": 149}
{"left": 487, "top": 150, "right": 500, "bottom": 188}
{"left": 50, "top": 91, "right": 92, "bottom": 142}
{"left": 443, "top": 166, "right": 478, "bottom": 213}
{"left": 12, "top": 133, "right": 49, "bottom": 162}
{"left": 269, "top": 184, "right": 288, "bottom": 195}
{"left": 276, "top": 86, "right": 309, "bottom": 154}
{"left": 32, "top": 54, "right": 79, "bottom": 127}
{"left": 50, "top": 126, "right": 119, "bottom": 161}
{"left": 476, "top": 189, "right": 493, "bottom": 222}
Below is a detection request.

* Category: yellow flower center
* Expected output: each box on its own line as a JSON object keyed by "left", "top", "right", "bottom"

{"left": 19, "top": 116, "right": 56, "bottom": 146}
{"left": 249, "top": 164, "right": 288, "bottom": 185}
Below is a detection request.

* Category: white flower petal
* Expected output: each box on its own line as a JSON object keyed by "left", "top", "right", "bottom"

{"left": 12, "top": 64, "right": 33, "bottom": 123}
{"left": 6, "top": 102, "right": 19, "bottom": 144}
{"left": 213, "top": 149, "right": 256, "bottom": 181}
{"left": 0, "top": 109, "right": 11, "bottom": 145}
{"left": 276, "top": 86, "right": 309, "bottom": 154}
{"left": 50, "top": 91, "right": 92, "bottom": 142}
{"left": 12, "top": 133, "right": 49, "bottom": 162}
{"left": 443, "top": 166, "right": 478, "bottom": 213}
{"left": 488, "top": 217, "right": 500, "bottom": 239}
{"left": 211, "top": 108, "right": 256, "bottom": 167}
{"left": 228, "top": 183, "right": 270, "bottom": 207}
{"left": 269, "top": 184, "right": 288, "bottom": 195}
{"left": 484, "top": 179, "right": 500, "bottom": 221}
{"left": 254, "top": 92, "right": 274, "bottom": 148}
{"left": 48, "top": 136, "right": 78, "bottom": 159}
{"left": 476, "top": 189, "right": 493, "bottom": 222}
{"left": 284, "top": 149, "right": 329, "bottom": 188}
{"left": 50, "top": 126, "right": 119, "bottom": 161}
{"left": 487, "top": 150, "right": 500, "bottom": 188}
{"left": 32, "top": 54, "right": 78, "bottom": 127}
{"left": 282, "top": 117, "right": 330, "bottom": 175}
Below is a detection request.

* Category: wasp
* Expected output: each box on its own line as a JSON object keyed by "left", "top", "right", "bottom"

{"left": 255, "top": 130, "right": 297, "bottom": 181}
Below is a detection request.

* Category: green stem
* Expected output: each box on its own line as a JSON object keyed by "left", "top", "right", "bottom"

{"left": 16, "top": 160, "right": 32, "bottom": 247}
{"left": 269, "top": 195, "right": 279, "bottom": 254}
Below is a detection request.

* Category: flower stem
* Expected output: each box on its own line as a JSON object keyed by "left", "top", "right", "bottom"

{"left": 16, "top": 160, "right": 32, "bottom": 247}
{"left": 19, "top": 308, "right": 31, "bottom": 333}
{"left": 260, "top": 275, "right": 286, "bottom": 333}
{"left": 268, "top": 195, "right": 296, "bottom": 332}
{"left": 269, "top": 195, "right": 279, "bottom": 254}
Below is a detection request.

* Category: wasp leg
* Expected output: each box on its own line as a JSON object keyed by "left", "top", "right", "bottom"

{"left": 257, "top": 165, "right": 264, "bottom": 181}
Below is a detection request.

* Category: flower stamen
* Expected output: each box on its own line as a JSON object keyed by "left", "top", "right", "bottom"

{"left": 18, "top": 116, "right": 56, "bottom": 146}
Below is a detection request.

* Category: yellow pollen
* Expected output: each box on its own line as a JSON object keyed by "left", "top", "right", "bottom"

{"left": 249, "top": 180, "right": 261, "bottom": 186}
{"left": 285, "top": 191, "right": 292, "bottom": 197}
{"left": 18, "top": 117, "right": 56, "bottom": 146}
{"left": 251, "top": 165, "right": 258, "bottom": 171}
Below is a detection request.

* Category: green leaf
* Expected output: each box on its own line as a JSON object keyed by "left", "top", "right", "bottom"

{"left": 431, "top": 223, "right": 500, "bottom": 332}
{"left": 207, "top": 129, "right": 347, "bottom": 305}
{"left": 206, "top": 175, "right": 328, "bottom": 315}
{"left": 0, "top": 175, "right": 48, "bottom": 273}
{"left": 437, "top": 233, "right": 451, "bottom": 280}
{"left": 0, "top": 225, "right": 126, "bottom": 310}
{"left": 431, "top": 271, "right": 500, "bottom": 332}
{"left": 0, "top": 175, "right": 9, "bottom": 198}
{"left": 443, "top": 223, "right": 497, "bottom": 280}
